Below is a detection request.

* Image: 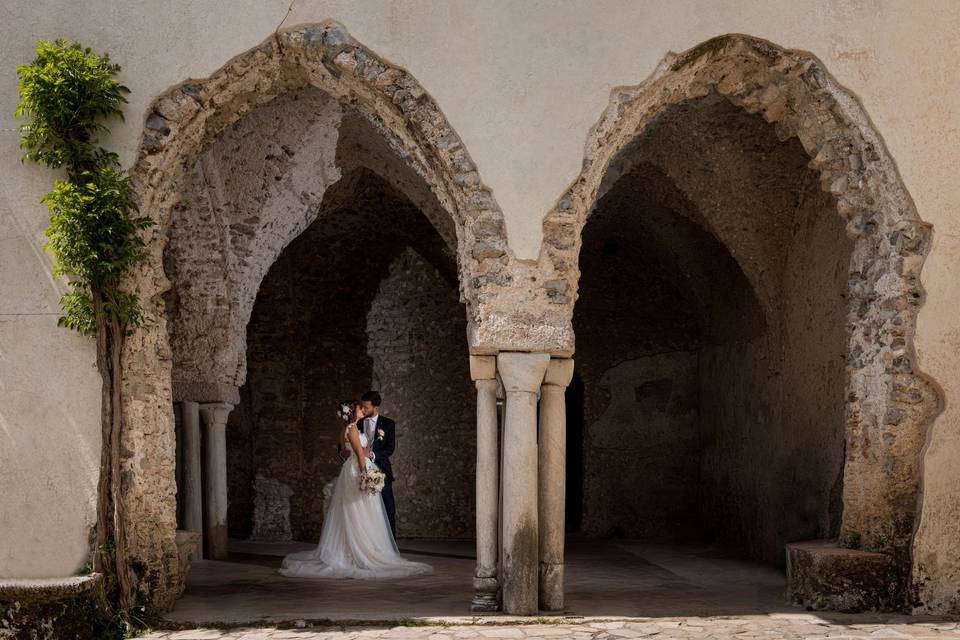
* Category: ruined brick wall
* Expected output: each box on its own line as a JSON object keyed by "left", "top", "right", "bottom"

{"left": 367, "top": 249, "right": 476, "bottom": 538}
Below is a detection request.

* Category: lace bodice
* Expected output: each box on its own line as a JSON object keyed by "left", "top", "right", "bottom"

{"left": 344, "top": 423, "right": 370, "bottom": 460}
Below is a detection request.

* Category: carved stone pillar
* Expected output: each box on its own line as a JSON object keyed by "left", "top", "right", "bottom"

{"left": 497, "top": 352, "right": 550, "bottom": 615}
{"left": 199, "top": 402, "right": 233, "bottom": 561}
{"left": 470, "top": 355, "right": 500, "bottom": 611}
{"left": 538, "top": 358, "right": 574, "bottom": 611}
{"left": 180, "top": 400, "right": 204, "bottom": 559}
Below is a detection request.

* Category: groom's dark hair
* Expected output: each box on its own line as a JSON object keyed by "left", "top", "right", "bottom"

{"left": 361, "top": 390, "right": 382, "bottom": 406}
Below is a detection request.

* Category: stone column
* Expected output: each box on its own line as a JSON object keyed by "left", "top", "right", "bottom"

{"left": 199, "top": 402, "right": 233, "bottom": 561}
{"left": 497, "top": 352, "right": 550, "bottom": 615}
{"left": 538, "top": 358, "right": 574, "bottom": 611}
{"left": 180, "top": 401, "right": 204, "bottom": 559}
{"left": 470, "top": 355, "right": 500, "bottom": 611}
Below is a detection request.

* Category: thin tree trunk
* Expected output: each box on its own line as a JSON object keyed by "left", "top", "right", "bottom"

{"left": 91, "top": 290, "right": 115, "bottom": 614}
{"left": 109, "top": 311, "right": 134, "bottom": 613}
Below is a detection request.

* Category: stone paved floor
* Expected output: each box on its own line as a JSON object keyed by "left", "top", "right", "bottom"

{"left": 153, "top": 540, "right": 960, "bottom": 639}
{"left": 167, "top": 540, "right": 791, "bottom": 624}
{"left": 142, "top": 617, "right": 960, "bottom": 639}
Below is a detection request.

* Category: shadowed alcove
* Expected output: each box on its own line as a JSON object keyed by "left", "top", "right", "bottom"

{"left": 573, "top": 93, "right": 852, "bottom": 566}
{"left": 225, "top": 166, "right": 475, "bottom": 544}
{"left": 164, "top": 85, "right": 476, "bottom": 557}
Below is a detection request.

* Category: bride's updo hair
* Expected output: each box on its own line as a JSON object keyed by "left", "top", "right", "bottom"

{"left": 337, "top": 400, "right": 359, "bottom": 423}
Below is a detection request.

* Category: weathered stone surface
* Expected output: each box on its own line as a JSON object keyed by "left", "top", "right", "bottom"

{"left": 498, "top": 352, "right": 550, "bottom": 615}
{"left": 125, "top": 21, "right": 518, "bottom": 606}
{"left": 119, "top": 28, "right": 940, "bottom": 614}
{"left": 787, "top": 540, "right": 899, "bottom": 612}
{"left": 550, "top": 34, "right": 939, "bottom": 605}
{"left": 138, "top": 618, "right": 960, "bottom": 640}
{"left": 367, "top": 249, "right": 476, "bottom": 538}
{"left": 0, "top": 575, "right": 104, "bottom": 639}
{"left": 250, "top": 476, "right": 294, "bottom": 541}
{"left": 224, "top": 175, "right": 472, "bottom": 543}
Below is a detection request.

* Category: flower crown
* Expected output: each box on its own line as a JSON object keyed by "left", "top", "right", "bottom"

{"left": 337, "top": 401, "right": 357, "bottom": 423}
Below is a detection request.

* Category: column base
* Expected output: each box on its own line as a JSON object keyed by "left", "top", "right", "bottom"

{"left": 471, "top": 576, "right": 500, "bottom": 612}
{"left": 174, "top": 529, "right": 201, "bottom": 588}
{"left": 786, "top": 540, "right": 900, "bottom": 612}
{"left": 539, "top": 562, "right": 564, "bottom": 611}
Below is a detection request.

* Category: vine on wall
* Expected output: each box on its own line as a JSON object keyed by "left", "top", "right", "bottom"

{"left": 16, "top": 39, "right": 153, "bottom": 629}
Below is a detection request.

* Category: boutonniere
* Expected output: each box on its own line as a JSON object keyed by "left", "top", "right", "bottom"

{"left": 377, "top": 428, "right": 385, "bottom": 441}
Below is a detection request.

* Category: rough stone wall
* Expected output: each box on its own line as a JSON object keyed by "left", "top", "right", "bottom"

{"left": 546, "top": 36, "right": 939, "bottom": 591}
{"left": 628, "top": 96, "right": 849, "bottom": 565}
{"left": 367, "top": 249, "right": 476, "bottom": 538}
{"left": 228, "top": 237, "right": 373, "bottom": 543}
{"left": 165, "top": 87, "right": 344, "bottom": 390}
{"left": 116, "top": 27, "right": 940, "bottom": 609}
{"left": 575, "top": 92, "right": 853, "bottom": 568}
{"left": 225, "top": 171, "right": 469, "bottom": 542}
{"left": 573, "top": 172, "right": 702, "bottom": 539}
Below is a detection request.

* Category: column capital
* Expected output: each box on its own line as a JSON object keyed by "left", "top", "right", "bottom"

{"left": 199, "top": 402, "right": 234, "bottom": 426}
{"left": 497, "top": 352, "right": 550, "bottom": 393}
{"left": 173, "top": 380, "right": 240, "bottom": 404}
{"left": 543, "top": 358, "right": 575, "bottom": 388}
{"left": 469, "top": 355, "right": 497, "bottom": 381}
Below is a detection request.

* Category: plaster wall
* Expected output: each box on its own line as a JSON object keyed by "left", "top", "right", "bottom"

{"left": 0, "top": 0, "right": 958, "bottom": 612}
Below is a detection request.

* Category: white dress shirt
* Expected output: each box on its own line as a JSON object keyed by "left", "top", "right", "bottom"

{"left": 363, "top": 414, "right": 379, "bottom": 444}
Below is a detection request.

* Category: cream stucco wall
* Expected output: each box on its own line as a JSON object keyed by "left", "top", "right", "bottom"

{"left": 1, "top": 0, "right": 958, "bottom": 610}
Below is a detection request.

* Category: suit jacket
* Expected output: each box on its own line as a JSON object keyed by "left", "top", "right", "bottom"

{"left": 368, "top": 415, "right": 396, "bottom": 482}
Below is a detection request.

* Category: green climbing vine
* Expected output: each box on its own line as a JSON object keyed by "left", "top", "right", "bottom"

{"left": 16, "top": 38, "right": 154, "bottom": 630}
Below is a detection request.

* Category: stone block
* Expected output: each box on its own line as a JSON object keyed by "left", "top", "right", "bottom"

{"left": 786, "top": 540, "right": 900, "bottom": 612}
{"left": 470, "top": 355, "right": 497, "bottom": 381}
{"left": 543, "top": 358, "right": 574, "bottom": 387}
{"left": 175, "top": 529, "right": 201, "bottom": 592}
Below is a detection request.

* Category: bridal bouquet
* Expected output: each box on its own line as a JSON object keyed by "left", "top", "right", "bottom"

{"left": 360, "top": 467, "right": 386, "bottom": 495}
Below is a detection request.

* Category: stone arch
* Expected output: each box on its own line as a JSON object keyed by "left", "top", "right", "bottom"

{"left": 119, "top": 22, "right": 508, "bottom": 608}
{"left": 544, "top": 34, "right": 941, "bottom": 604}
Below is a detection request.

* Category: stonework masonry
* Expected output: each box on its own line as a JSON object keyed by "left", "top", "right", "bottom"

{"left": 223, "top": 170, "right": 471, "bottom": 542}
{"left": 367, "top": 249, "right": 476, "bottom": 539}
{"left": 545, "top": 36, "right": 940, "bottom": 605}
{"left": 0, "top": 11, "right": 951, "bottom": 619}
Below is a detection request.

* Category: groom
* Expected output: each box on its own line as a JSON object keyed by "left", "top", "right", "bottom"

{"left": 359, "top": 390, "right": 397, "bottom": 538}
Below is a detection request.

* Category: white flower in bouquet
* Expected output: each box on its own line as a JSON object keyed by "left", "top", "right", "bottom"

{"left": 360, "top": 468, "right": 386, "bottom": 495}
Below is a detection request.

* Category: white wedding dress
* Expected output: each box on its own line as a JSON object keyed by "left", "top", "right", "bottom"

{"left": 279, "top": 424, "right": 432, "bottom": 579}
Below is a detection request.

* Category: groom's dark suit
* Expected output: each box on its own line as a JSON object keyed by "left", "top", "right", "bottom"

{"left": 368, "top": 415, "right": 397, "bottom": 538}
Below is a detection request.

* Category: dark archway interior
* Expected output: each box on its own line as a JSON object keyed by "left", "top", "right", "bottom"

{"left": 225, "top": 167, "right": 476, "bottom": 544}
{"left": 565, "top": 372, "right": 585, "bottom": 533}
{"left": 574, "top": 94, "right": 853, "bottom": 566}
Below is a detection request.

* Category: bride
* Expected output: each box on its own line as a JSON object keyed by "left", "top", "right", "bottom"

{"left": 279, "top": 402, "right": 432, "bottom": 579}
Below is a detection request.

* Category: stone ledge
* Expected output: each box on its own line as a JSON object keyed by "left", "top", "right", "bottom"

{"left": 0, "top": 573, "right": 102, "bottom": 603}
{"left": 0, "top": 574, "right": 104, "bottom": 639}
{"left": 786, "top": 540, "right": 900, "bottom": 612}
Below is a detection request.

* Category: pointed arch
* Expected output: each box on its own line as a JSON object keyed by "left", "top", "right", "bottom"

{"left": 546, "top": 34, "right": 941, "bottom": 606}
{"left": 117, "top": 21, "right": 509, "bottom": 608}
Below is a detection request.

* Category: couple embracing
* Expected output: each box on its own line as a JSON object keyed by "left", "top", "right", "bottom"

{"left": 279, "top": 391, "right": 431, "bottom": 579}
